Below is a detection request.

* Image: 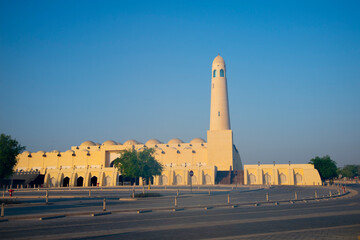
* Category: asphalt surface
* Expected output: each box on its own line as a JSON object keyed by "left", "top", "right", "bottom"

{"left": 0, "top": 185, "right": 359, "bottom": 239}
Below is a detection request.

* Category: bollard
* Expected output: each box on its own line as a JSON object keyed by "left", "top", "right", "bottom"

{"left": 34, "top": 185, "right": 36, "bottom": 189}
{"left": 315, "top": 191, "right": 318, "bottom": 199}
{"left": 295, "top": 191, "right": 298, "bottom": 200}
{"left": 17, "top": 185, "right": 19, "bottom": 190}
{"left": 175, "top": 196, "right": 178, "bottom": 207}
{"left": 1, "top": 203, "right": 4, "bottom": 217}
{"left": 46, "top": 190, "right": 49, "bottom": 204}
{"left": 329, "top": 191, "right": 332, "bottom": 197}
{"left": 103, "top": 198, "right": 106, "bottom": 211}
{"left": 132, "top": 189, "right": 135, "bottom": 199}
{"left": 266, "top": 192, "right": 269, "bottom": 201}
{"left": 89, "top": 189, "right": 91, "bottom": 197}
{"left": 227, "top": 194, "right": 230, "bottom": 204}
{"left": 177, "top": 189, "right": 179, "bottom": 196}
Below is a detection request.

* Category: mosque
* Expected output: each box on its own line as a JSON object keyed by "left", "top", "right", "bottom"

{"left": 14, "top": 55, "right": 321, "bottom": 187}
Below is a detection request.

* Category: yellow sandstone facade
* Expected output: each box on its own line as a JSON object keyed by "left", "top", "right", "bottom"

{"left": 244, "top": 164, "right": 322, "bottom": 185}
{"left": 16, "top": 138, "right": 214, "bottom": 187}
{"left": 14, "top": 55, "right": 321, "bottom": 187}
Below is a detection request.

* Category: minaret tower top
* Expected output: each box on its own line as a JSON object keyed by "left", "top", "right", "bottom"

{"left": 209, "top": 54, "right": 230, "bottom": 130}
{"left": 212, "top": 54, "right": 226, "bottom": 69}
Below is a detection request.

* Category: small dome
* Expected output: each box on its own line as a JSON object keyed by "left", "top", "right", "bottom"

{"left": 51, "top": 150, "right": 60, "bottom": 153}
{"left": 37, "top": 150, "right": 45, "bottom": 154}
{"left": 22, "top": 151, "right": 31, "bottom": 155}
{"left": 124, "top": 139, "right": 140, "bottom": 145}
{"left": 146, "top": 139, "right": 162, "bottom": 145}
{"left": 102, "top": 140, "right": 118, "bottom": 146}
{"left": 212, "top": 55, "right": 225, "bottom": 66}
{"left": 168, "top": 138, "right": 184, "bottom": 144}
{"left": 80, "top": 141, "right": 96, "bottom": 147}
{"left": 190, "top": 138, "right": 206, "bottom": 144}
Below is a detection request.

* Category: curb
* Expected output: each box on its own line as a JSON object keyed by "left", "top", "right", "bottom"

{"left": 91, "top": 212, "right": 111, "bottom": 217}
{"left": 39, "top": 215, "right": 65, "bottom": 221}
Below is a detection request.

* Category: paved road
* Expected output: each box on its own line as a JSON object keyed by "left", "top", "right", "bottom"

{"left": 0, "top": 185, "right": 359, "bottom": 239}
{"left": 2, "top": 185, "right": 340, "bottom": 217}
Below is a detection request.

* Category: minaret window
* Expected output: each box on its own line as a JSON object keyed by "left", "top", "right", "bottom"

{"left": 213, "top": 70, "right": 217, "bottom": 77}
{"left": 220, "top": 69, "right": 224, "bottom": 77}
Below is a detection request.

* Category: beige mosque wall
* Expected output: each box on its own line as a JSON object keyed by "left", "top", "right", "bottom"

{"left": 207, "top": 130, "right": 235, "bottom": 171}
{"left": 244, "top": 164, "right": 322, "bottom": 186}
{"left": 15, "top": 137, "right": 216, "bottom": 187}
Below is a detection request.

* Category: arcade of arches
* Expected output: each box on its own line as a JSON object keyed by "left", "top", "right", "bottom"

{"left": 244, "top": 164, "right": 321, "bottom": 185}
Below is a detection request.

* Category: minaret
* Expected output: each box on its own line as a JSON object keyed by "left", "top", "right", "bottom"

{"left": 210, "top": 54, "right": 230, "bottom": 130}
{"left": 207, "top": 55, "right": 242, "bottom": 172}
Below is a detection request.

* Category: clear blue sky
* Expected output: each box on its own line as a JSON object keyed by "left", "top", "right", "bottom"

{"left": 1, "top": 0, "right": 359, "bottom": 167}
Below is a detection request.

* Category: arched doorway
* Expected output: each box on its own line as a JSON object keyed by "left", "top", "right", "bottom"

{"left": 279, "top": 173, "right": 287, "bottom": 185}
{"left": 175, "top": 175, "right": 182, "bottom": 185}
{"left": 295, "top": 173, "right": 302, "bottom": 185}
{"left": 191, "top": 176, "right": 197, "bottom": 185}
{"left": 105, "top": 176, "right": 112, "bottom": 186}
{"left": 91, "top": 176, "right": 98, "bottom": 186}
{"left": 205, "top": 174, "right": 212, "bottom": 185}
{"left": 63, "top": 177, "right": 70, "bottom": 187}
{"left": 160, "top": 175, "right": 168, "bottom": 185}
{"left": 76, "top": 176, "right": 84, "bottom": 187}
{"left": 248, "top": 174, "right": 256, "bottom": 184}
{"left": 50, "top": 177, "right": 56, "bottom": 187}
{"left": 263, "top": 173, "right": 271, "bottom": 185}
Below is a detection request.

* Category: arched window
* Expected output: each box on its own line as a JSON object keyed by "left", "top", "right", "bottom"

{"left": 220, "top": 69, "right": 224, "bottom": 77}
{"left": 213, "top": 69, "right": 217, "bottom": 77}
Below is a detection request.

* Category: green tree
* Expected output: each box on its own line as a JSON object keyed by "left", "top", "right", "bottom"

{"left": 339, "top": 165, "right": 359, "bottom": 178}
{"left": 113, "top": 148, "right": 163, "bottom": 184}
{"left": 0, "top": 134, "right": 25, "bottom": 179}
{"left": 309, "top": 155, "right": 338, "bottom": 181}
